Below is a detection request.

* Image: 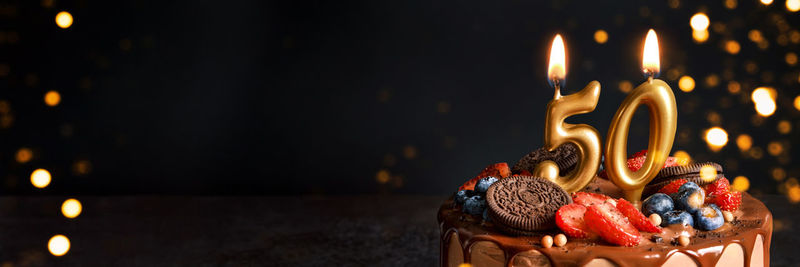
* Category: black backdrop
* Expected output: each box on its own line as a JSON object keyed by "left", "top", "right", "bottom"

{"left": 2, "top": 0, "right": 797, "bottom": 195}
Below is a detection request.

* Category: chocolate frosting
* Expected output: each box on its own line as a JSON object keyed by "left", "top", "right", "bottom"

{"left": 438, "top": 178, "right": 772, "bottom": 267}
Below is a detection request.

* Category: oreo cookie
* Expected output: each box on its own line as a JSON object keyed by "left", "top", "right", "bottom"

{"left": 486, "top": 176, "right": 572, "bottom": 234}
{"left": 512, "top": 143, "right": 579, "bottom": 176}
{"left": 643, "top": 162, "right": 724, "bottom": 197}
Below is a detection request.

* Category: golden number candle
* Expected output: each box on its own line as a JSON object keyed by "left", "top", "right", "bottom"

{"left": 604, "top": 29, "right": 678, "bottom": 204}
{"left": 532, "top": 35, "right": 603, "bottom": 193}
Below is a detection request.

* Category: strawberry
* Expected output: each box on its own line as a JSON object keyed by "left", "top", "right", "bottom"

{"left": 658, "top": 179, "right": 689, "bottom": 195}
{"left": 704, "top": 177, "right": 730, "bottom": 198}
{"left": 459, "top": 163, "right": 511, "bottom": 190}
{"left": 555, "top": 204, "right": 595, "bottom": 238}
{"left": 572, "top": 192, "right": 613, "bottom": 207}
{"left": 615, "top": 198, "right": 661, "bottom": 233}
{"left": 709, "top": 191, "right": 742, "bottom": 211}
{"left": 631, "top": 149, "right": 648, "bottom": 158}
{"left": 665, "top": 156, "right": 686, "bottom": 167}
{"left": 598, "top": 150, "right": 680, "bottom": 178}
{"left": 584, "top": 202, "right": 641, "bottom": 247}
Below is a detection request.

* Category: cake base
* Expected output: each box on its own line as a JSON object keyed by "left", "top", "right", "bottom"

{"left": 438, "top": 178, "right": 772, "bottom": 267}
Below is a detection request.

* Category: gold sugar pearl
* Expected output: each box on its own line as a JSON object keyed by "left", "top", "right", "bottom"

{"left": 541, "top": 235, "right": 554, "bottom": 248}
{"left": 723, "top": 211, "right": 734, "bottom": 222}
{"left": 554, "top": 234, "right": 568, "bottom": 247}
{"left": 649, "top": 213, "right": 662, "bottom": 226}
{"left": 678, "top": 235, "right": 690, "bottom": 247}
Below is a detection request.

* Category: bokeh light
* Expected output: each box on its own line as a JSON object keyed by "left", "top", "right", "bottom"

{"left": 48, "top": 235, "right": 70, "bottom": 256}
{"left": 786, "top": 52, "right": 798, "bottom": 65}
{"left": 787, "top": 0, "right": 800, "bottom": 11}
{"left": 594, "top": 30, "right": 608, "bottom": 44}
{"left": 777, "top": 120, "right": 791, "bottom": 134}
{"left": 794, "top": 95, "right": 800, "bottom": 110}
{"left": 725, "top": 0, "right": 737, "bottom": 9}
{"left": 678, "top": 75, "right": 695, "bottom": 92}
{"left": 736, "top": 134, "right": 752, "bottom": 151}
{"left": 62, "top": 199, "right": 82, "bottom": 219}
{"left": 732, "top": 176, "right": 750, "bottom": 192}
{"left": 618, "top": 80, "right": 632, "bottom": 93}
{"left": 724, "top": 40, "right": 740, "bottom": 54}
{"left": 761, "top": 0, "right": 774, "bottom": 5}
{"left": 673, "top": 150, "right": 691, "bottom": 165}
{"left": 16, "top": 147, "right": 33, "bottom": 163}
{"left": 55, "top": 11, "right": 73, "bottom": 29}
{"left": 375, "top": 169, "right": 390, "bottom": 184}
{"left": 45, "top": 90, "right": 61, "bottom": 107}
{"left": 692, "top": 30, "right": 709, "bottom": 43}
{"left": 705, "top": 127, "right": 728, "bottom": 151}
{"left": 31, "top": 168, "right": 51, "bottom": 188}
{"left": 690, "top": 13, "right": 710, "bottom": 31}
{"left": 727, "top": 81, "right": 741, "bottom": 94}
{"left": 700, "top": 164, "right": 718, "bottom": 182}
{"left": 751, "top": 87, "right": 776, "bottom": 117}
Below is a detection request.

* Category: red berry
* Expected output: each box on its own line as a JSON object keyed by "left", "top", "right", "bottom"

{"left": 556, "top": 204, "right": 596, "bottom": 238}
{"left": 585, "top": 202, "right": 641, "bottom": 247}
{"left": 664, "top": 157, "right": 685, "bottom": 167}
{"left": 615, "top": 199, "right": 661, "bottom": 233}
{"left": 658, "top": 179, "right": 689, "bottom": 195}
{"left": 459, "top": 163, "right": 511, "bottom": 190}
{"left": 631, "top": 149, "right": 648, "bottom": 158}
{"left": 572, "top": 192, "right": 613, "bottom": 207}
{"left": 710, "top": 191, "right": 742, "bottom": 211}
{"left": 704, "top": 177, "right": 730, "bottom": 198}
{"left": 627, "top": 156, "right": 646, "bottom": 172}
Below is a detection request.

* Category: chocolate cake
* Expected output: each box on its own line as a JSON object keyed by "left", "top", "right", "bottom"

{"left": 439, "top": 164, "right": 772, "bottom": 266}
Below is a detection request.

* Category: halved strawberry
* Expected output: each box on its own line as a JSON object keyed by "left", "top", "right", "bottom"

{"left": 631, "top": 149, "right": 648, "bottom": 158}
{"left": 572, "top": 192, "right": 613, "bottom": 207}
{"left": 555, "top": 204, "right": 595, "bottom": 238}
{"left": 709, "top": 191, "right": 741, "bottom": 211}
{"left": 459, "top": 163, "right": 511, "bottom": 190}
{"left": 704, "top": 177, "right": 730, "bottom": 198}
{"left": 658, "top": 179, "right": 689, "bottom": 195}
{"left": 584, "top": 202, "right": 641, "bottom": 247}
{"left": 615, "top": 199, "right": 661, "bottom": 233}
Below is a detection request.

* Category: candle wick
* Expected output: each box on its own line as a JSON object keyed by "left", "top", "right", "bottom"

{"left": 552, "top": 80, "right": 562, "bottom": 99}
{"left": 648, "top": 76, "right": 654, "bottom": 84}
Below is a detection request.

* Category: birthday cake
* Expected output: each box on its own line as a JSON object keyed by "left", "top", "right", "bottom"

{"left": 438, "top": 155, "right": 772, "bottom": 267}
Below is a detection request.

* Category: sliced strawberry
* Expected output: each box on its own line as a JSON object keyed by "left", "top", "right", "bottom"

{"left": 710, "top": 191, "right": 742, "bottom": 211}
{"left": 631, "top": 149, "right": 648, "bottom": 158}
{"left": 555, "top": 204, "right": 596, "bottom": 238}
{"left": 459, "top": 163, "right": 511, "bottom": 190}
{"left": 704, "top": 177, "right": 730, "bottom": 198}
{"left": 615, "top": 199, "right": 661, "bottom": 233}
{"left": 664, "top": 156, "right": 686, "bottom": 167}
{"left": 658, "top": 179, "right": 689, "bottom": 195}
{"left": 627, "top": 156, "right": 646, "bottom": 172}
{"left": 585, "top": 202, "right": 641, "bottom": 247}
{"left": 572, "top": 192, "right": 613, "bottom": 207}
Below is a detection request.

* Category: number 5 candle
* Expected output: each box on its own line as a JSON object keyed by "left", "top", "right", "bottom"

{"left": 604, "top": 29, "right": 678, "bottom": 204}
{"left": 532, "top": 35, "right": 602, "bottom": 193}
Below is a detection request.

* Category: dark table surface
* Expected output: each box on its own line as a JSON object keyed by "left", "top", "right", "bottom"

{"left": 0, "top": 195, "right": 795, "bottom": 266}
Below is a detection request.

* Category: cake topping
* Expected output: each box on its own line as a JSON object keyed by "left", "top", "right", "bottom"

{"left": 486, "top": 176, "right": 572, "bottom": 233}
{"left": 555, "top": 203, "right": 594, "bottom": 238}
{"left": 584, "top": 202, "right": 641, "bottom": 246}
{"left": 512, "top": 143, "right": 579, "bottom": 176}
{"left": 651, "top": 162, "right": 723, "bottom": 184}
{"left": 571, "top": 192, "right": 612, "bottom": 207}
{"left": 616, "top": 198, "right": 662, "bottom": 233}
{"left": 459, "top": 163, "right": 511, "bottom": 191}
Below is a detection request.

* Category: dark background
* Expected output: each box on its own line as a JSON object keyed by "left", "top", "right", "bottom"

{"left": 2, "top": 0, "right": 798, "bottom": 196}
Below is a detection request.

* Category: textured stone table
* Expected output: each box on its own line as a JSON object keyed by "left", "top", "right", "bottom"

{"left": 0, "top": 195, "right": 795, "bottom": 266}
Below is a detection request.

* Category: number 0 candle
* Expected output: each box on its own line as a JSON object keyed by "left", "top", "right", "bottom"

{"left": 532, "top": 34, "right": 602, "bottom": 193}
{"left": 604, "top": 29, "right": 678, "bottom": 204}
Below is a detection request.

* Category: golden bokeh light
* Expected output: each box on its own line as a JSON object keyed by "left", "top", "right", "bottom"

{"left": 678, "top": 76, "right": 695, "bottom": 92}
{"left": 786, "top": 52, "right": 798, "bottom": 65}
{"left": 794, "top": 95, "right": 800, "bottom": 110}
{"left": 55, "top": 11, "right": 73, "bottom": 29}
{"left": 778, "top": 120, "right": 792, "bottom": 134}
{"left": 748, "top": 30, "right": 763, "bottom": 42}
{"left": 789, "top": 186, "right": 800, "bottom": 203}
{"left": 692, "top": 30, "right": 709, "bottom": 43}
{"left": 375, "top": 169, "right": 390, "bottom": 184}
{"left": 403, "top": 146, "right": 417, "bottom": 159}
{"left": 768, "top": 141, "right": 783, "bottom": 156}
{"left": 773, "top": 167, "right": 787, "bottom": 181}
{"left": 690, "top": 13, "right": 710, "bottom": 31}
{"left": 727, "top": 81, "right": 741, "bottom": 94}
{"left": 725, "top": 0, "right": 738, "bottom": 9}
{"left": 787, "top": 0, "right": 800, "bottom": 11}
{"left": 736, "top": 134, "right": 752, "bottom": 151}
{"left": 700, "top": 165, "right": 718, "bottom": 182}
{"left": 61, "top": 199, "right": 82, "bottom": 219}
{"left": 594, "top": 30, "right": 608, "bottom": 44}
{"left": 724, "top": 40, "right": 740, "bottom": 54}
{"left": 754, "top": 99, "right": 776, "bottom": 116}
{"left": 705, "top": 74, "right": 719, "bottom": 87}
{"left": 732, "top": 176, "right": 750, "bottom": 192}
{"left": 752, "top": 87, "right": 776, "bottom": 117}
{"left": 618, "top": 80, "right": 633, "bottom": 93}
{"left": 673, "top": 150, "right": 691, "bottom": 165}
{"left": 761, "top": 0, "right": 773, "bottom": 5}
{"left": 44, "top": 90, "right": 61, "bottom": 107}
{"left": 705, "top": 127, "right": 728, "bottom": 151}
{"left": 31, "top": 168, "right": 51, "bottom": 188}
{"left": 48, "top": 235, "right": 70, "bottom": 256}
{"left": 458, "top": 263, "right": 473, "bottom": 267}
{"left": 15, "top": 147, "right": 33, "bottom": 163}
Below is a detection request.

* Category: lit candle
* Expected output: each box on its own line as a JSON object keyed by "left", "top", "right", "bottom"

{"left": 604, "top": 29, "right": 678, "bottom": 204}
{"left": 532, "top": 34, "right": 603, "bottom": 193}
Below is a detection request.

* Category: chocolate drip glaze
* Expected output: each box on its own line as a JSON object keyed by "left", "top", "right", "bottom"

{"left": 438, "top": 178, "right": 772, "bottom": 267}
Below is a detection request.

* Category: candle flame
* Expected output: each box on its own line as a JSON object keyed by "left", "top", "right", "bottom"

{"left": 642, "top": 29, "right": 660, "bottom": 76}
{"left": 548, "top": 34, "right": 566, "bottom": 85}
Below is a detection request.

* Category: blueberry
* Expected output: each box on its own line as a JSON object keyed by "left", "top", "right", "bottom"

{"left": 482, "top": 209, "right": 492, "bottom": 222}
{"left": 661, "top": 210, "right": 694, "bottom": 227}
{"left": 643, "top": 193, "right": 674, "bottom": 216}
{"left": 463, "top": 195, "right": 487, "bottom": 215}
{"left": 455, "top": 190, "right": 474, "bottom": 205}
{"left": 675, "top": 182, "right": 706, "bottom": 213}
{"left": 693, "top": 204, "right": 724, "bottom": 231}
{"left": 474, "top": 176, "right": 499, "bottom": 193}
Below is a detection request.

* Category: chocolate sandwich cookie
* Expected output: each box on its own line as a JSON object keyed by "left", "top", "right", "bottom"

{"left": 486, "top": 176, "right": 572, "bottom": 235}
{"left": 643, "top": 162, "right": 724, "bottom": 197}
{"left": 643, "top": 173, "right": 726, "bottom": 197}
{"left": 512, "top": 143, "right": 579, "bottom": 176}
